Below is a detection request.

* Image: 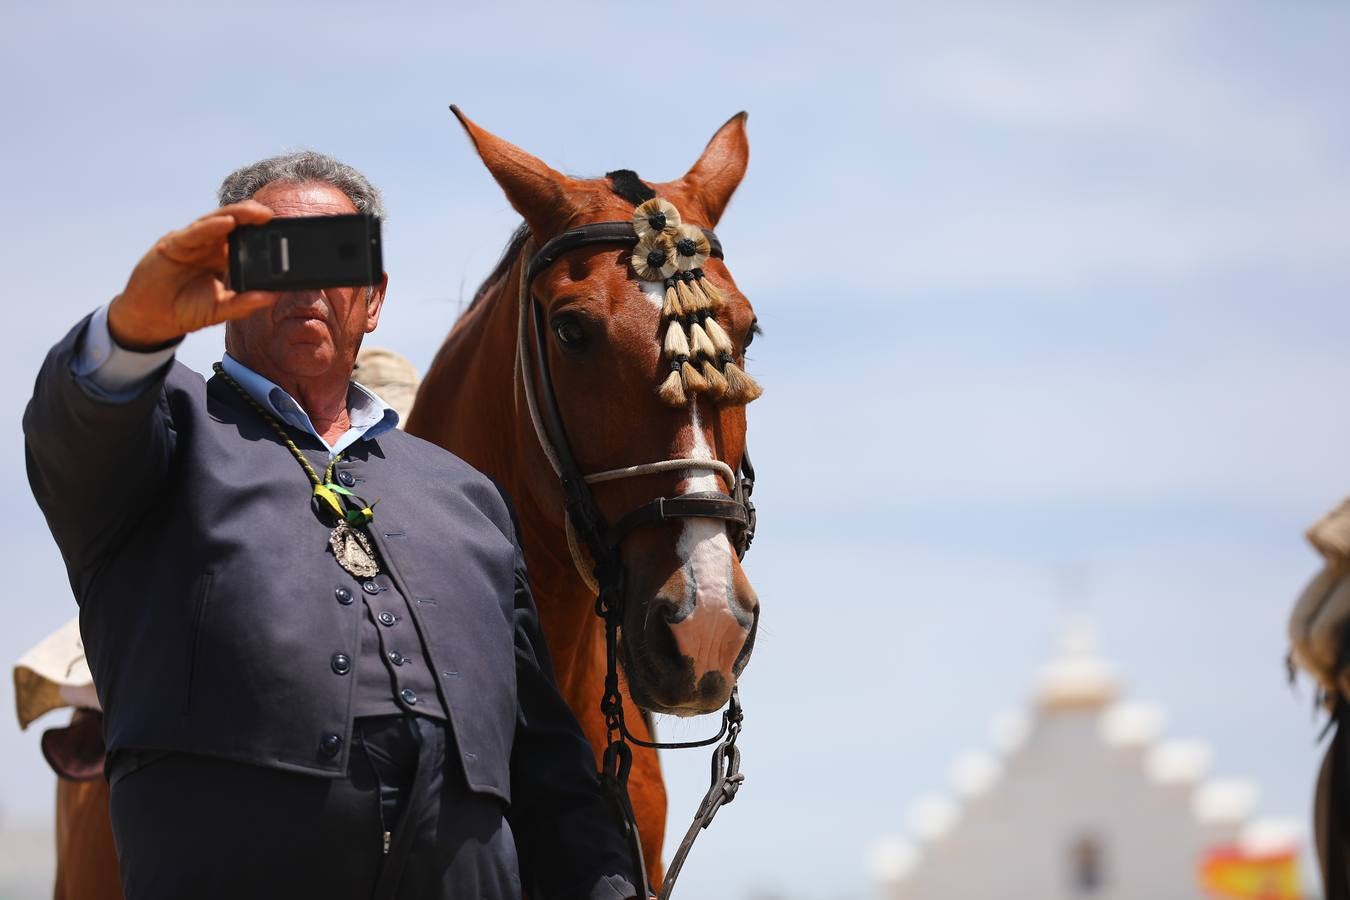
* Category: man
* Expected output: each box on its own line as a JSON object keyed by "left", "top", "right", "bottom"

{"left": 24, "top": 151, "right": 638, "bottom": 900}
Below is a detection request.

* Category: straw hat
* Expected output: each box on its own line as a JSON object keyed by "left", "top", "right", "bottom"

{"left": 14, "top": 617, "right": 98, "bottom": 730}
{"left": 354, "top": 347, "right": 421, "bottom": 425}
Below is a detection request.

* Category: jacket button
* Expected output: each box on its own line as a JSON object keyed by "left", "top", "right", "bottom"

{"left": 337, "top": 470, "right": 356, "bottom": 488}
{"left": 334, "top": 586, "right": 353, "bottom": 605}
{"left": 319, "top": 733, "right": 343, "bottom": 758}
{"left": 378, "top": 611, "right": 396, "bottom": 627}
{"left": 331, "top": 652, "right": 351, "bottom": 675}
{"left": 387, "top": 650, "right": 406, "bottom": 666}
{"left": 362, "top": 580, "right": 381, "bottom": 595}
{"left": 400, "top": 688, "right": 418, "bottom": 706}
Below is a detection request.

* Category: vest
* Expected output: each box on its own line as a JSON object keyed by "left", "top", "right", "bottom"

{"left": 25, "top": 319, "right": 522, "bottom": 801}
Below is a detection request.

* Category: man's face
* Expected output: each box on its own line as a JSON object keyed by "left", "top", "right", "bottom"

{"left": 224, "top": 180, "right": 386, "bottom": 383}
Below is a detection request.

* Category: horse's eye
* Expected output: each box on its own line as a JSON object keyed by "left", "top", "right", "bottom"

{"left": 744, "top": 318, "right": 761, "bottom": 350}
{"left": 553, "top": 315, "right": 589, "bottom": 350}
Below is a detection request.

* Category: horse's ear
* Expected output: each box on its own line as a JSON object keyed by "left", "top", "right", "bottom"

{"left": 450, "top": 105, "right": 577, "bottom": 235}
{"left": 675, "top": 112, "right": 750, "bottom": 226}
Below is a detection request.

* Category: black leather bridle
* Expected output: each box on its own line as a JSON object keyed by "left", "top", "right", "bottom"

{"left": 515, "top": 219, "right": 756, "bottom": 898}
{"left": 522, "top": 222, "right": 756, "bottom": 564}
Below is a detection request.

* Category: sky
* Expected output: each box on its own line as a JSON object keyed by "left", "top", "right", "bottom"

{"left": 3, "top": 1, "right": 1350, "bottom": 898}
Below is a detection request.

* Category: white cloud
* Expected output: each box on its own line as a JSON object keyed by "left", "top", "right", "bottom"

{"left": 894, "top": 3, "right": 1332, "bottom": 167}
{"left": 876, "top": 3, "right": 1350, "bottom": 289}
{"left": 717, "top": 1, "right": 1350, "bottom": 296}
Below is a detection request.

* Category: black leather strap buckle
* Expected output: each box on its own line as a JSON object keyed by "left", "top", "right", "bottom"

{"left": 605, "top": 492, "right": 750, "bottom": 551}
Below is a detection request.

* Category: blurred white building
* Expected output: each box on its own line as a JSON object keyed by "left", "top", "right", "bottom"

{"left": 870, "top": 625, "right": 1305, "bottom": 900}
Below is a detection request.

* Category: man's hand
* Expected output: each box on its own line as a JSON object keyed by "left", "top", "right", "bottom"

{"left": 107, "top": 201, "right": 277, "bottom": 351}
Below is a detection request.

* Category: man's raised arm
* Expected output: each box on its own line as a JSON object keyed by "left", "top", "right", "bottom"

{"left": 23, "top": 202, "right": 276, "bottom": 593}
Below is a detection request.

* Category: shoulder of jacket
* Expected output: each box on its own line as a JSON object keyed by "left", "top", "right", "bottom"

{"left": 164, "top": 359, "right": 208, "bottom": 395}
{"left": 379, "top": 429, "right": 499, "bottom": 488}
{"left": 380, "top": 431, "right": 515, "bottom": 532}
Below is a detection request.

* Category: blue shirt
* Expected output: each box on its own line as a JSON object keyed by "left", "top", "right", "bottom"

{"left": 73, "top": 305, "right": 399, "bottom": 455}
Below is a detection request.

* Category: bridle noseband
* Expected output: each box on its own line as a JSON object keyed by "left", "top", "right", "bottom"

{"left": 513, "top": 218, "right": 756, "bottom": 898}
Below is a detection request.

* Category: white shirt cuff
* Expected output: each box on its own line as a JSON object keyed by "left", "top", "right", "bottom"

{"left": 72, "top": 305, "right": 179, "bottom": 394}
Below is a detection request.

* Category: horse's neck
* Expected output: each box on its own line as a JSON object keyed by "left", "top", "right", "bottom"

{"left": 515, "top": 502, "right": 611, "bottom": 702}
{"left": 410, "top": 265, "right": 519, "bottom": 470}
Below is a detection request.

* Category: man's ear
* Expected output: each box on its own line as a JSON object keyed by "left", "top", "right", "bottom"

{"left": 450, "top": 105, "right": 581, "bottom": 236}
{"left": 364, "top": 272, "right": 389, "bottom": 333}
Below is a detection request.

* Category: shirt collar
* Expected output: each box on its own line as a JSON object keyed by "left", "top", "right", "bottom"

{"left": 220, "top": 353, "right": 400, "bottom": 454}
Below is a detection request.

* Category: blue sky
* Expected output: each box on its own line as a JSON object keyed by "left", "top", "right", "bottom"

{"left": 3, "top": 2, "right": 1349, "bottom": 897}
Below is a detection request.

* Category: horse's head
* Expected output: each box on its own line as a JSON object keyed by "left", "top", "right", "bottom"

{"left": 453, "top": 109, "right": 761, "bottom": 717}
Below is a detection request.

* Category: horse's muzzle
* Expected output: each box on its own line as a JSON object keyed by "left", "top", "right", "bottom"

{"left": 623, "top": 585, "right": 758, "bottom": 717}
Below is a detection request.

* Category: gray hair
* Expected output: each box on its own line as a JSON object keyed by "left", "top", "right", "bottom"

{"left": 217, "top": 150, "right": 386, "bottom": 220}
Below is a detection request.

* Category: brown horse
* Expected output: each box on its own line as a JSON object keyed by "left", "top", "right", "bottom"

{"left": 406, "top": 108, "right": 762, "bottom": 887}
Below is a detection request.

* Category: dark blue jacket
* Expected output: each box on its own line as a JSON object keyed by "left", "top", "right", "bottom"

{"left": 24, "top": 315, "right": 635, "bottom": 900}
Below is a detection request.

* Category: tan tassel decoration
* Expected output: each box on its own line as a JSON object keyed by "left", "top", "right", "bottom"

{"left": 662, "top": 278, "right": 684, "bottom": 317}
{"left": 633, "top": 198, "right": 681, "bottom": 241}
{"left": 675, "top": 277, "right": 704, "bottom": 314}
{"left": 695, "top": 272, "right": 725, "bottom": 310}
{"left": 689, "top": 322, "right": 717, "bottom": 359}
{"left": 659, "top": 364, "right": 688, "bottom": 407}
{"left": 631, "top": 197, "right": 750, "bottom": 405}
{"left": 684, "top": 274, "right": 717, "bottom": 312}
{"left": 672, "top": 224, "right": 711, "bottom": 271}
{"left": 663, "top": 320, "right": 690, "bottom": 359}
{"left": 701, "top": 360, "right": 729, "bottom": 399}
{"left": 722, "top": 361, "right": 763, "bottom": 404}
{"left": 681, "top": 359, "right": 709, "bottom": 393}
{"left": 702, "top": 317, "right": 735, "bottom": 356}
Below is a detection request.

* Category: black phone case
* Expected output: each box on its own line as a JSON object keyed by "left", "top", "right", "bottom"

{"left": 228, "top": 214, "right": 383, "bottom": 292}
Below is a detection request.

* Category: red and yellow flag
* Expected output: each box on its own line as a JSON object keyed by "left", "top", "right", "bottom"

{"left": 1198, "top": 845, "right": 1301, "bottom": 900}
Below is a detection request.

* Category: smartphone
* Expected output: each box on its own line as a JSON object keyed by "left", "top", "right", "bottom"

{"left": 228, "top": 214, "right": 383, "bottom": 292}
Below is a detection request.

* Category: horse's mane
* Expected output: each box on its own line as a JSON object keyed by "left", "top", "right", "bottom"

{"left": 466, "top": 222, "right": 531, "bottom": 313}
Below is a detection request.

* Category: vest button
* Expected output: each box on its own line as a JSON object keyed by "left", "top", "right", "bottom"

{"left": 334, "top": 586, "right": 354, "bottom": 605}
{"left": 331, "top": 652, "right": 351, "bottom": 675}
{"left": 400, "top": 688, "right": 418, "bottom": 706}
{"left": 337, "top": 470, "right": 356, "bottom": 488}
{"left": 318, "top": 733, "right": 343, "bottom": 758}
{"left": 378, "top": 611, "right": 396, "bottom": 627}
{"left": 362, "top": 580, "right": 381, "bottom": 595}
{"left": 387, "top": 650, "right": 406, "bottom": 666}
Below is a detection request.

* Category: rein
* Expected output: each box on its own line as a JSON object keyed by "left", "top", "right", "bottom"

{"left": 513, "top": 222, "right": 754, "bottom": 899}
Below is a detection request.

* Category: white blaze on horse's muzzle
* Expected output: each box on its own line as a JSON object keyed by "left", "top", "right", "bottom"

{"left": 657, "top": 402, "right": 758, "bottom": 707}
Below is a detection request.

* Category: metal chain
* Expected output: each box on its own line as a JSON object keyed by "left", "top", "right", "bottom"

{"left": 595, "top": 574, "right": 745, "bottom": 899}
{"left": 658, "top": 689, "right": 744, "bottom": 897}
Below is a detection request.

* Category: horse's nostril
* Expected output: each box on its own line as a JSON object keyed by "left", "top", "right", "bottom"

{"left": 697, "top": 670, "right": 727, "bottom": 701}
{"left": 653, "top": 592, "right": 694, "bottom": 626}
